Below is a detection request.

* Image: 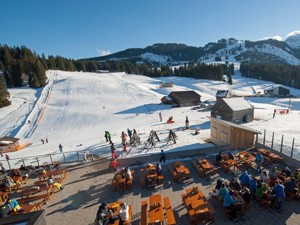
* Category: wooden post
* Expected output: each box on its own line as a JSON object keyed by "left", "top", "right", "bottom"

{"left": 280, "top": 135, "right": 283, "bottom": 153}
{"left": 271, "top": 132, "right": 274, "bottom": 149}
{"left": 77, "top": 152, "right": 80, "bottom": 161}
{"left": 22, "top": 158, "right": 25, "bottom": 167}
{"left": 63, "top": 153, "right": 66, "bottom": 163}
{"left": 290, "top": 138, "right": 295, "bottom": 158}
{"left": 36, "top": 156, "right": 40, "bottom": 167}
{"left": 50, "top": 154, "right": 53, "bottom": 164}
{"left": 263, "top": 129, "right": 266, "bottom": 146}
{"left": 7, "top": 159, "right": 11, "bottom": 170}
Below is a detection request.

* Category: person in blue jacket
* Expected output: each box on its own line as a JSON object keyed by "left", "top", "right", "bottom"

{"left": 239, "top": 171, "right": 251, "bottom": 188}
{"left": 249, "top": 177, "right": 257, "bottom": 195}
{"left": 223, "top": 190, "right": 238, "bottom": 221}
{"left": 273, "top": 180, "right": 285, "bottom": 210}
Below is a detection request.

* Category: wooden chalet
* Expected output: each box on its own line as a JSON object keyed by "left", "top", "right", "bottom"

{"left": 210, "top": 117, "right": 261, "bottom": 150}
{"left": 168, "top": 91, "right": 201, "bottom": 107}
{"left": 211, "top": 97, "right": 254, "bottom": 124}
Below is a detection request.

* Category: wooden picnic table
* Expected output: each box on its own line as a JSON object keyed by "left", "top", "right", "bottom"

{"left": 197, "top": 159, "right": 216, "bottom": 175}
{"left": 0, "top": 192, "right": 8, "bottom": 203}
{"left": 223, "top": 159, "right": 241, "bottom": 172}
{"left": 149, "top": 194, "right": 164, "bottom": 224}
{"left": 236, "top": 151, "right": 256, "bottom": 168}
{"left": 174, "top": 162, "right": 190, "bottom": 180}
{"left": 19, "top": 184, "right": 54, "bottom": 199}
{"left": 257, "top": 148, "right": 283, "bottom": 162}
{"left": 38, "top": 169, "right": 67, "bottom": 181}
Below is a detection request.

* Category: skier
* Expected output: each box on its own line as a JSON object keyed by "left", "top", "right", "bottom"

{"left": 110, "top": 143, "right": 116, "bottom": 154}
{"left": 121, "top": 131, "right": 127, "bottom": 145}
{"left": 59, "top": 144, "right": 63, "bottom": 153}
{"left": 127, "top": 128, "right": 132, "bottom": 141}
{"left": 41, "top": 139, "right": 45, "bottom": 144}
{"left": 45, "top": 138, "right": 48, "bottom": 143}
{"left": 104, "top": 131, "right": 112, "bottom": 144}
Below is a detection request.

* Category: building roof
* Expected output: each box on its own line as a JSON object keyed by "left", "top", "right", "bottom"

{"left": 169, "top": 91, "right": 201, "bottom": 98}
{"left": 216, "top": 90, "right": 229, "bottom": 98}
{"left": 0, "top": 136, "right": 19, "bottom": 145}
{"left": 210, "top": 117, "right": 261, "bottom": 134}
{"left": 161, "top": 96, "right": 173, "bottom": 101}
{"left": 221, "top": 97, "right": 253, "bottom": 111}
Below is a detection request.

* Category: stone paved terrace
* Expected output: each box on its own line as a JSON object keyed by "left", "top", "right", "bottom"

{"left": 38, "top": 158, "right": 300, "bottom": 225}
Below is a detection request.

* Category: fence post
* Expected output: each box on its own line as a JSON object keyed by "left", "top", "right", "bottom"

{"left": 50, "top": 154, "right": 53, "bottom": 164}
{"left": 263, "top": 129, "right": 266, "bottom": 146}
{"left": 7, "top": 159, "right": 11, "bottom": 170}
{"left": 280, "top": 134, "right": 284, "bottom": 153}
{"left": 77, "top": 152, "right": 80, "bottom": 162}
{"left": 271, "top": 132, "right": 274, "bottom": 149}
{"left": 290, "top": 138, "right": 295, "bottom": 158}
{"left": 63, "top": 153, "right": 66, "bottom": 163}
{"left": 22, "top": 158, "right": 25, "bottom": 167}
{"left": 36, "top": 156, "right": 40, "bottom": 167}
{"left": 91, "top": 151, "right": 94, "bottom": 162}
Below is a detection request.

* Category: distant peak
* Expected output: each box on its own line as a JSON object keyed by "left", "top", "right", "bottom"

{"left": 284, "top": 30, "right": 300, "bottom": 48}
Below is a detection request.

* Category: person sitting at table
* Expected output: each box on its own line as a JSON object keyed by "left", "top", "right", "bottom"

{"left": 48, "top": 175, "right": 64, "bottom": 191}
{"left": 285, "top": 178, "right": 298, "bottom": 194}
{"left": 228, "top": 152, "right": 234, "bottom": 160}
{"left": 255, "top": 153, "right": 264, "bottom": 175}
{"left": 5, "top": 198, "right": 22, "bottom": 214}
{"left": 223, "top": 190, "right": 238, "bottom": 222}
{"left": 11, "top": 169, "right": 21, "bottom": 177}
{"left": 239, "top": 171, "right": 251, "bottom": 188}
{"left": 239, "top": 186, "right": 251, "bottom": 205}
{"left": 156, "top": 163, "right": 162, "bottom": 175}
{"left": 260, "top": 170, "right": 269, "bottom": 184}
{"left": 1, "top": 176, "right": 15, "bottom": 189}
{"left": 218, "top": 182, "right": 229, "bottom": 201}
{"left": 95, "top": 202, "right": 115, "bottom": 225}
{"left": 268, "top": 166, "right": 278, "bottom": 187}
{"left": 255, "top": 181, "right": 268, "bottom": 200}
{"left": 249, "top": 176, "right": 257, "bottom": 196}
{"left": 229, "top": 178, "right": 241, "bottom": 191}
{"left": 293, "top": 169, "right": 300, "bottom": 181}
{"left": 281, "top": 167, "right": 291, "bottom": 177}
{"left": 0, "top": 203, "right": 10, "bottom": 218}
{"left": 117, "top": 203, "right": 129, "bottom": 225}
{"left": 124, "top": 167, "right": 132, "bottom": 188}
{"left": 215, "top": 152, "right": 223, "bottom": 164}
{"left": 210, "top": 178, "right": 224, "bottom": 196}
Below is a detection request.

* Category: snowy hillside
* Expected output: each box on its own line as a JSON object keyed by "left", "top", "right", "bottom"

{"left": 1, "top": 70, "right": 300, "bottom": 161}
{"left": 285, "top": 31, "right": 300, "bottom": 49}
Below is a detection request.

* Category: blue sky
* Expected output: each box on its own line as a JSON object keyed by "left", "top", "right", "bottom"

{"left": 1, "top": 0, "right": 300, "bottom": 59}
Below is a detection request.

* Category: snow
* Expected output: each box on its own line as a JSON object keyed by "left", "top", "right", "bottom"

{"left": 221, "top": 97, "right": 253, "bottom": 111}
{"left": 1, "top": 69, "right": 300, "bottom": 162}
{"left": 140, "top": 52, "right": 171, "bottom": 64}
{"left": 285, "top": 30, "right": 300, "bottom": 49}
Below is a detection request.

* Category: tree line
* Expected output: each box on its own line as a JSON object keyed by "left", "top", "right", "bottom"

{"left": 240, "top": 62, "right": 300, "bottom": 89}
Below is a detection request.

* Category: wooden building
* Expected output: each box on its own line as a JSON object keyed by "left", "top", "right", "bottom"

{"left": 211, "top": 97, "right": 254, "bottom": 124}
{"left": 215, "top": 90, "right": 232, "bottom": 101}
{"left": 264, "top": 85, "right": 290, "bottom": 97}
{"left": 0, "top": 136, "right": 28, "bottom": 153}
{"left": 210, "top": 117, "right": 261, "bottom": 150}
{"left": 161, "top": 96, "right": 174, "bottom": 104}
{"left": 168, "top": 91, "right": 201, "bottom": 107}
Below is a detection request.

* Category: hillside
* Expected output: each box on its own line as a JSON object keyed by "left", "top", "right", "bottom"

{"left": 86, "top": 34, "right": 300, "bottom": 66}
{"left": 1, "top": 70, "right": 300, "bottom": 162}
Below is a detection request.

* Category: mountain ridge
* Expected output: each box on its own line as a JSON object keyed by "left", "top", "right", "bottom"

{"left": 85, "top": 32, "right": 300, "bottom": 66}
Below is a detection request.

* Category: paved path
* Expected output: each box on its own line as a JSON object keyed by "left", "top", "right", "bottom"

{"left": 40, "top": 158, "right": 300, "bottom": 225}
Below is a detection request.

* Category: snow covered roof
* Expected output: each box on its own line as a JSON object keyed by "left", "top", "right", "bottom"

{"left": 216, "top": 90, "right": 229, "bottom": 97}
{"left": 169, "top": 91, "right": 201, "bottom": 98}
{"left": 222, "top": 97, "right": 253, "bottom": 111}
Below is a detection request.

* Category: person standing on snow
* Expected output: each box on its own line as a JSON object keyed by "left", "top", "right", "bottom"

{"left": 104, "top": 131, "right": 112, "bottom": 144}
{"left": 127, "top": 129, "right": 132, "bottom": 141}
{"left": 59, "top": 144, "right": 63, "bottom": 153}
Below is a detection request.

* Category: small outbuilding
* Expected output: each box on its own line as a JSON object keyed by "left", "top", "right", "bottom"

{"left": 168, "top": 91, "right": 201, "bottom": 107}
{"left": 161, "top": 96, "right": 174, "bottom": 104}
{"left": 211, "top": 97, "right": 254, "bottom": 124}
{"left": 264, "top": 85, "right": 290, "bottom": 97}
{"left": 0, "top": 136, "right": 28, "bottom": 153}
{"left": 215, "top": 90, "right": 232, "bottom": 101}
{"left": 210, "top": 117, "right": 261, "bottom": 150}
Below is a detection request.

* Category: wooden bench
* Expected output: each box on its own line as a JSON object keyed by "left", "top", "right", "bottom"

{"left": 140, "top": 200, "right": 148, "bottom": 225}
{"left": 163, "top": 197, "right": 176, "bottom": 225}
{"left": 139, "top": 169, "right": 145, "bottom": 187}
{"left": 18, "top": 192, "right": 53, "bottom": 205}
{"left": 168, "top": 165, "right": 178, "bottom": 182}
{"left": 157, "top": 175, "right": 164, "bottom": 185}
